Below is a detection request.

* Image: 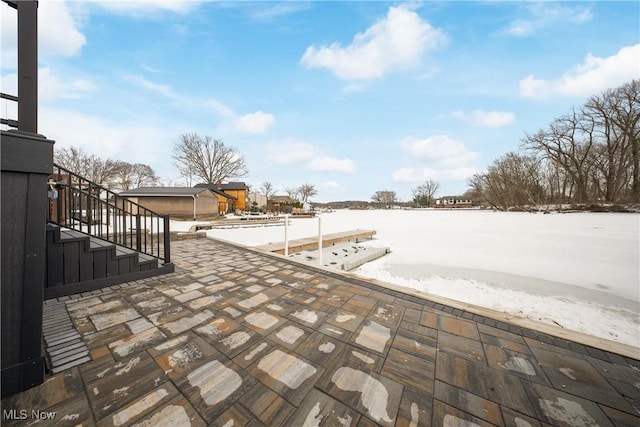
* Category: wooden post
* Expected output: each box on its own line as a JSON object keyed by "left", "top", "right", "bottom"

{"left": 163, "top": 215, "right": 171, "bottom": 264}
{"left": 0, "top": 0, "right": 49, "bottom": 398}
{"left": 17, "top": 0, "right": 38, "bottom": 134}
{"left": 318, "top": 215, "right": 322, "bottom": 265}
{"left": 284, "top": 214, "right": 289, "bottom": 256}
{"left": 135, "top": 214, "right": 142, "bottom": 252}
{"left": 1, "top": 131, "right": 53, "bottom": 398}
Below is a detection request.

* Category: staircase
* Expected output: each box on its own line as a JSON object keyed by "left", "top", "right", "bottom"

{"left": 45, "top": 225, "right": 172, "bottom": 299}
{"left": 45, "top": 164, "right": 174, "bottom": 299}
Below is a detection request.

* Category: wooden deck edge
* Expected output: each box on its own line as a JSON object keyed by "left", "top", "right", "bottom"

{"left": 44, "top": 263, "right": 175, "bottom": 300}
{"left": 207, "top": 235, "right": 640, "bottom": 361}
{"left": 255, "top": 229, "right": 376, "bottom": 254}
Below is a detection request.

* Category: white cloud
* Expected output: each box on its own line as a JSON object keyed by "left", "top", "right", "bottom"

{"left": 235, "top": 111, "right": 275, "bottom": 134}
{"left": 401, "top": 135, "right": 479, "bottom": 166}
{"left": 39, "top": 1, "right": 87, "bottom": 57}
{"left": 266, "top": 140, "right": 318, "bottom": 165}
{"left": 450, "top": 110, "right": 515, "bottom": 127}
{"left": 124, "top": 75, "right": 178, "bottom": 100}
{"left": 39, "top": 68, "right": 95, "bottom": 101}
{"left": 394, "top": 135, "right": 479, "bottom": 183}
{"left": 91, "top": 0, "right": 203, "bottom": 15}
{"left": 308, "top": 157, "right": 356, "bottom": 174}
{"left": 40, "top": 107, "right": 177, "bottom": 180}
{"left": 1, "top": 0, "right": 86, "bottom": 68}
{"left": 300, "top": 5, "right": 446, "bottom": 80}
{"left": 1, "top": 68, "right": 95, "bottom": 103}
{"left": 321, "top": 181, "right": 340, "bottom": 189}
{"left": 520, "top": 44, "right": 640, "bottom": 100}
{"left": 393, "top": 167, "right": 437, "bottom": 182}
{"left": 264, "top": 140, "right": 355, "bottom": 174}
{"left": 0, "top": 4, "right": 17, "bottom": 66}
{"left": 393, "top": 166, "right": 477, "bottom": 183}
{"left": 205, "top": 99, "right": 236, "bottom": 120}
{"left": 246, "top": 2, "right": 312, "bottom": 21}
{"left": 502, "top": 4, "right": 592, "bottom": 37}
{"left": 124, "top": 74, "right": 239, "bottom": 121}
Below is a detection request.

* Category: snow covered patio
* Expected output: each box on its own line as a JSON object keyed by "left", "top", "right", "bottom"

{"left": 3, "top": 237, "right": 639, "bottom": 426}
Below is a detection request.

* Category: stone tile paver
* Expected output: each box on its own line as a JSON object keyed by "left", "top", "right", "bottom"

{"left": 2, "top": 237, "right": 639, "bottom": 426}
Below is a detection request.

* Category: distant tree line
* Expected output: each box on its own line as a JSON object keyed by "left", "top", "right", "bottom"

{"left": 368, "top": 179, "right": 440, "bottom": 209}
{"left": 469, "top": 80, "right": 639, "bottom": 209}
{"left": 412, "top": 179, "right": 440, "bottom": 207}
{"left": 54, "top": 147, "right": 160, "bottom": 190}
{"left": 259, "top": 181, "right": 318, "bottom": 203}
{"left": 371, "top": 190, "right": 399, "bottom": 208}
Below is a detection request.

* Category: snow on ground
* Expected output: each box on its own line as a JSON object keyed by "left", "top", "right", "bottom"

{"left": 171, "top": 210, "right": 640, "bottom": 348}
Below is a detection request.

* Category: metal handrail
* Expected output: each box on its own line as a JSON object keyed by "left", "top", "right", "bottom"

{"left": 1, "top": 92, "right": 18, "bottom": 129}
{"left": 50, "top": 163, "right": 171, "bottom": 264}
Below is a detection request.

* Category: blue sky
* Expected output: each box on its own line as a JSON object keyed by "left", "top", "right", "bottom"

{"left": 1, "top": 1, "right": 639, "bottom": 202}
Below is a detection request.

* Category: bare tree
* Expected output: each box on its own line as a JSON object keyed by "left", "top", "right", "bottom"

{"left": 297, "top": 183, "right": 317, "bottom": 202}
{"left": 54, "top": 146, "right": 161, "bottom": 191}
{"left": 586, "top": 79, "right": 639, "bottom": 202}
{"left": 523, "top": 109, "right": 595, "bottom": 203}
{"left": 55, "top": 147, "right": 118, "bottom": 188}
{"left": 371, "top": 190, "right": 398, "bottom": 208}
{"left": 111, "top": 161, "right": 160, "bottom": 190}
{"left": 467, "top": 152, "right": 545, "bottom": 210}
{"left": 412, "top": 179, "right": 440, "bottom": 207}
{"left": 55, "top": 146, "right": 89, "bottom": 176}
{"left": 470, "top": 80, "right": 639, "bottom": 207}
{"left": 283, "top": 186, "right": 299, "bottom": 200}
{"left": 173, "top": 133, "right": 248, "bottom": 185}
{"left": 522, "top": 80, "right": 639, "bottom": 204}
{"left": 260, "top": 182, "right": 276, "bottom": 200}
{"left": 131, "top": 163, "right": 160, "bottom": 188}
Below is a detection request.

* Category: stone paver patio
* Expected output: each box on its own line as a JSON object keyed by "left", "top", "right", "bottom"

{"left": 2, "top": 237, "right": 639, "bottom": 426}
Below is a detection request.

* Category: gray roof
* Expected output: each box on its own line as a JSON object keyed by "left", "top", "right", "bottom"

{"left": 221, "top": 182, "right": 247, "bottom": 191}
{"left": 194, "top": 182, "right": 247, "bottom": 191}
{"left": 193, "top": 183, "right": 237, "bottom": 199}
{"left": 118, "top": 187, "right": 211, "bottom": 197}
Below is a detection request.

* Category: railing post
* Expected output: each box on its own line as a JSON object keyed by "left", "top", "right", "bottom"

{"left": 123, "top": 201, "right": 128, "bottom": 246}
{"left": 56, "top": 172, "right": 63, "bottom": 224}
{"left": 163, "top": 215, "right": 171, "bottom": 264}
{"left": 135, "top": 214, "right": 141, "bottom": 252}
{"left": 86, "top": 182, "right": 93, "bottom": 234}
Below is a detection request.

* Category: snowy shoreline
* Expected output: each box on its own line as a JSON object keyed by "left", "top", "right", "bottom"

{"left": 171, "top": 209, "right": 640, "bottom": 348}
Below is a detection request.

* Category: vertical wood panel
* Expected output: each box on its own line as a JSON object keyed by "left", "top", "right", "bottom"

{"left": 79, "top": 243, "right": 93, "bottom": 282}
{"left": 46, "top": 227, "right": 64, "bottom": 287}
{"left": 20, "top": 173, "right": 47, "bottom": 388}
{"left": 107, "top": 254, "right": 118, "bottom": 277}
{"left": 1, "top": 173, "right": 28, "bottom": 368}
{"left": 93, "top": 250, "right": 107, "bottom": 279}
{"left": 63, "top": 241, "right": 80, "bottom": 284}
{"left": 118, "top": 258, "right": 130, "bottom": 275}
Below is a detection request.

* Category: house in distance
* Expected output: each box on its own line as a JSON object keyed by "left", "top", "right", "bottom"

{"left": 118, "top": 187, "right": 219, "bottom": 220}
{"left": 194, "top": 182, "right": 249, "bottom": 214}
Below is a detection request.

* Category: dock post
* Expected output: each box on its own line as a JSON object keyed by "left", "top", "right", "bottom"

{"left": 318, "top": 215, "right": 322, "bottom": 265}
{"left": 284, "top": 214, "right": 289, "bottom": 256}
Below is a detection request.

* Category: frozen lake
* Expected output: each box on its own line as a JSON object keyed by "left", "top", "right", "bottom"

{"left": 173, "top": 209, "right": 640, "bottom": 347}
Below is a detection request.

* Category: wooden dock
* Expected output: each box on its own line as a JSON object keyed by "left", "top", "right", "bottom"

{"left": 189, "top": 217, "right": 286, "bottom": 232}
{"left": 255, "top": 229, "right": 376, "bottom": 254}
